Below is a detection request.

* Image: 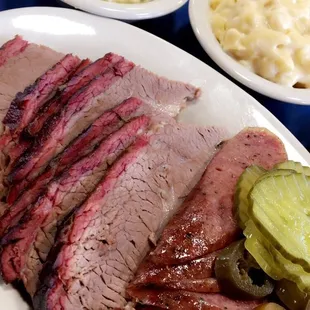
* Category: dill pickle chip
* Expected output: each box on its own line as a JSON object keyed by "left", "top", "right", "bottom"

{"left": 245, "top": 220, "right": 310, "bottom": 292}
{"left": 244, "top": 220, "right": 283, "bottom": 281}
{"left": 274, "top": 161, "right": 310, "bottom": 175}
{"left": 255, "top": 169, "right": 295, "bottom": 183}
{"left": 235, "top": 165, "right": 266, "bottom": 229}
{"left": 235, "top": 166, "right": 293, "bottom": 230}
{"left": 249, "top": 173, "right": 310, "bottom": 273}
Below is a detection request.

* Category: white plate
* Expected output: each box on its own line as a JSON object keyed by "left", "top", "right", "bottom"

{"left": 60, "top": 0, "right": 187, "bottom": 20}
{"left": 189, "top": 0, "right": 310, "bottom": 105}
{"left": 0, "top": 6, "right": 309, "bottom": 309}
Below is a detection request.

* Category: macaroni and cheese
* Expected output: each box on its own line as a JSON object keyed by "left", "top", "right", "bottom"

{"left": 210, "top": 0, "right": 310, "bottom": 88}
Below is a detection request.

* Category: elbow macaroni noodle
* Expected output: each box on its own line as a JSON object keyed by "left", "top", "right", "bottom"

{"left": 210, "top": 0, "right": 310, "bottom": 88}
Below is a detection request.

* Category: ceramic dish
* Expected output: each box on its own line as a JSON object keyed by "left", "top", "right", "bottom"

{"left": 0, "top": 6, "right": 310, "bottom": 309}
{"left": 189, "top": 0, "right": 310, "bottom": 105}
{"left": 59, "top": 0, "right": 187, "bottom": 20}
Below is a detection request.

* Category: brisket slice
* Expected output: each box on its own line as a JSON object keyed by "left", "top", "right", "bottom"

{"left": 0, "top": 36, "right": 28, "bottom": 67}
{"left": 0, "top": 43, "right": 64, "bottom": 202}
{"left": 26, "top": 55, "right": 121, "bottom": 136}
{"left": 34, "top": 124, "right": 225, "bottom": 310}
{"left": 9, "top": 60, "right": 198, "bottom": 194}
{"left": 34, "top": 138, "right": 150, "bottom": 310}
{"left": 130, "top": 252, "right": 220, "bottom": 294}
{"left": 7, "top": 54, "right": 124, "bottom": 204}
{"left": 71, "top": 58, "right": 92, "bottom": 74}
{"left": 2, "top": 98, "right": 143, "bottom": 237}
{"left": 127, "top": 288, "right": 261, "bottom": 310}
{"left": 0, "top": 54, "right": 80, "bottom": 186}
{"left": 0, "top": 53, "right": 81, "bottom": 171}
{"left": 25, "top": 59, "right": 92, "bottom": 137}
{"left": 0, "top": 115, "right": 150, "bottom": 295}
{"left": 9, "top": 57, "right": 134, "bottom": 186}
{"left": 0, "top": 42, "right": 64, "bottom": 126}
{"left": 33, "top": 138, "right": 149, "bottom": 310}
{"left": 54, "top": 97, "right": 143, "bottom": 173}
{"left": 86, "top": 65, "right": 200, "bottom": 118}
{"left": 7, "top": 94, "right": 164, "bottom": 205}
{"left": 6, "top": 53, "right": 123, "bottom": 202}
{"left": 3, "top": 53, "right": 81, "bottom": 135}
{"left": 24, "top": 59, "right": 93, "bottom": 137}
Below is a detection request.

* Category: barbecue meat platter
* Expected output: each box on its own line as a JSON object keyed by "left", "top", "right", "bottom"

{"left": 0, "top": 34, "right": 309, "bottom": 310}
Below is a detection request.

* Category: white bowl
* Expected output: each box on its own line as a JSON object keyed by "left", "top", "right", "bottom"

{"left": 60, "top": 0, "right": 188, "bottom": 20}
{"left": 189, "top": 0, "right": 310, "bottom": 105}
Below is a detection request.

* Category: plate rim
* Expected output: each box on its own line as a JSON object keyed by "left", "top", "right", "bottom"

{"left": 189, "top": 0, "right": 310, "bottom": 105}
{"left": 60, "top": 0, "right": 188, "bottom": 20}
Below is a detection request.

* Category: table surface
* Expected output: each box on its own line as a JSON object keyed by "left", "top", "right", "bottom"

{"left": 1, "top": 0, "right": 309, "bottom": 150}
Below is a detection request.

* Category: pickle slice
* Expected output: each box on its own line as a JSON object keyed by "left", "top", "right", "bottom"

{"left": 249, "top": 173, "right": 310, "bottom": 272}
{"left": 274, "top": 161, "right": 310, "bottom": 176}
{"left": 244, "top": 220, "right": 283, "bottom": 280}
{"left": 245, "top": 220, "right": 310, "bottom": 292}
{"left": 236, "top": 167, "right": 293, "bottom": 230}
{"left": 255, "top": 169, "right": 295, "bottom": 183}
{"left": 235, "top": 166, "right": 266, "bottom": 229}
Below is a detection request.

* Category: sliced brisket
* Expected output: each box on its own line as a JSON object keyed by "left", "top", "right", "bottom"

{"left": 85, "top": 65, "right": 200, "bottom": 118}
{"left": 54, "top": 97, "right": 143, "bottom": 173}
{"left": 0, "top": 53, "right": 81, "bottom": 172}
{"left": 3, "top": 54, "right": 81, "bottom": 135}
{"left": 25, "top": 59, "right": 93, "bottom": 137}
{"left": 71, "top": 58, "right": 92, "bottom": 75}
{"left": 2, "top": 98, "right": 143, "bottom": 236}
{"left": 33, "top": 124, "right": 225, "bottom": 310}
{"left": 24, "top": 58, "right": 92, "bottom": 138}
{"left": 5, "top": 54, "right": 121, "bottom": 185}
{"left": 26, "top": 54, "right": 121, "bottom": 136}
{"left": 0, "top": 115, "right": 150, "bottom": 295}
{"left": 0, "top": 36, "right": 28, "bottom": 67}
{"left": 0, "top": 42, "right": 64, "bottom": 127}
{"left": 0, "top": 42, "right": 64, "bottom": 201}
{"left": 8, "top": 57, "right": 134, "bottom": 188}
{"left": 9, "top": 60, "right": 199, "bottom": 196}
